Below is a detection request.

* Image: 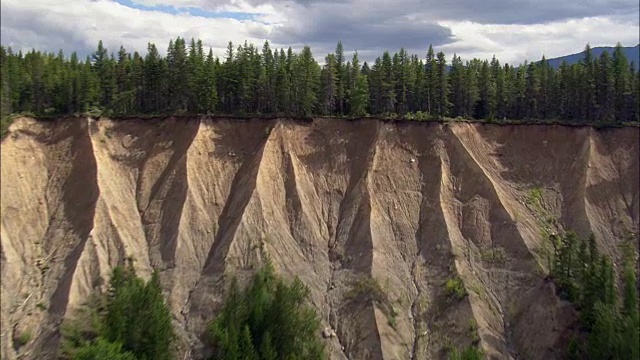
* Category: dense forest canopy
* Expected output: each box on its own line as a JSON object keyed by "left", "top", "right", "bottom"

{"left": 0, "top": 39, "right": 638, "bottom": 124}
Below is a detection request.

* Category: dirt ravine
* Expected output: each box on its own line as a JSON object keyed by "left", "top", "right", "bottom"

{"left": 1, "top": 117, "right": 638, "bottom": 360}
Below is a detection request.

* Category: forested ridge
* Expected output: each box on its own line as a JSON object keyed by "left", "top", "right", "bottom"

{"left": 1, "top": 39, "right": 638, "bottom": 125}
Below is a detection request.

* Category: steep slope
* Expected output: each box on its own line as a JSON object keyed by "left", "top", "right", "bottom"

{"left": 1, "top": 117, "right": 638, "bottom": 360}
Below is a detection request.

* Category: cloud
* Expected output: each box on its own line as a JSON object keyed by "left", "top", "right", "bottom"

{"left": 1, "top": 0, "right": 638, "bottom": 65}
{"left": 270, "top": 9, "right": 454, "bottom": 52}
{"left": 0, "top": 0, "right": 274, "bottom": 57}
{"left": 129, "top": 0, "right": 639, "bottom": 24}
{"left": 440, "top": 15, "right": 640, "bottom": 64}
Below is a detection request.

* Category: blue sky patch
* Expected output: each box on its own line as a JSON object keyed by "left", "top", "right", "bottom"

{"left": 114, "top": 0, "right": 258, "bottom": 20}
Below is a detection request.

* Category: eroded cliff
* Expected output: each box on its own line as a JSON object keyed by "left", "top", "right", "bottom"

{"left": 1, "top": 117, "right": 638, "bottom": 360}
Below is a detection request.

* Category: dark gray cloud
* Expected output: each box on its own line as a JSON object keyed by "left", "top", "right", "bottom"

{"left": 271, "top": 12, "right": 454, "bottom": 52}
{"left": 235, "top": 0, "right": 639, "bottom": 24}
{"left": 419, "top": 0, "right": 638, "bottom": 25}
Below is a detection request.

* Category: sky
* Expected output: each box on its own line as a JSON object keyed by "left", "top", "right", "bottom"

{"left": 1, "top": 0, "right": 639, "bottom": 65}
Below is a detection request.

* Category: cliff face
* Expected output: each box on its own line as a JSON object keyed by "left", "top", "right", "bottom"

{"left": 1, "top": 117, "right": 638, "bottom": 360}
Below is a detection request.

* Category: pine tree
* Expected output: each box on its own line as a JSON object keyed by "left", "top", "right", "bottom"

{"left": 449, "top": 54, "right": 465, "bottom": 118}
{"left": 380, "top": 51, "right": 396, "bottom": 115}
{"left": 492, "top": 56, "right": 506, "bottom": 120}
{"left": 426, "top": 45, "right": 436, "bottom": 115}
{"left": 394, "top": 48, "right": 410, "bottom": 116}
{"left": 104, "top": 266, "right": 174, "bottom": 360}
{"left": 203, "top": 49, "right": 218, "bottom": 113}
{"left": 435, "top": 51, "right": 449, "bottom": 118}
{"left": 207, "top": 262, "right": 325, "bottom": 360}
{"left": 293, "top": 46, "right": 320, "bottom": 116}
{"left": 620, "top": 252, "right": 640, "bottom": 359}
{"left": 368, "top": 57, "right": 383, "bottom": 114}
{"left": 350, "top": 73, "right": 369, "bottom": 117}
{"left": 335, "top": 41, "right": 345, "bottom": 115}
{"left": 612, "top": 43, "right": 631, "bottom": 121}
{"left": 262, "top": 41, "right": 276, "bottom": 113}
{"left": 322, "top": 53, "right": 338, "bottom": 115}
{"left": 74, "top": 338, "right": 137, "bottom": 360}
{"left": 275, "top": 48, "right": 291, "bottom": 114}
{"left": 412, "top": 56, "right": 426, "bottom": 112}
{"left": 476, "top": 60, "right": 494, "bottom": 119}
{"left": 92, "top": 41, "right": 116, "bottom": 110}
{"left": 464, "top": 60, "right": 480, "bottom": 118}
{"left": 588, "top": 302, "right": 619, "bottom": 359}
{"left": 581, "top": 44, "right": 597, "bottom": 122}
{"left": 596, "top": 51, "right": 615, "bottom": 123}
{"left": 525, "top": 62, "right": 540, "bottom": 119}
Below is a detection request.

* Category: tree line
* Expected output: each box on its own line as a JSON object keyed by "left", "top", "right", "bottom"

{"left": 1, "top": 39, "right": 638, "bottom": 124}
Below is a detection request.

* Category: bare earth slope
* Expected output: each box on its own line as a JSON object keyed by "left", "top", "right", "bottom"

{"left": 1, "top": 117, "right": 638, "bottom": 360}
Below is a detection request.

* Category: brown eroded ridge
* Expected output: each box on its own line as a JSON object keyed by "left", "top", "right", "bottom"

{"left": 1, "top": 117, "right": 638, "bottom": 359}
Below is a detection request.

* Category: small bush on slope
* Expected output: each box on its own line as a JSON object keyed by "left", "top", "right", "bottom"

{"left": 207, "top": 261, "right": 326, "bottom": 360}
{"left": 445, "top": 277, "right": 467, "bottom": 300}
{"left": 448, "top": 346, "right": 484, "bottom": 360}
{"left": 60, "top": 262, "right": 174, "bottom": 360}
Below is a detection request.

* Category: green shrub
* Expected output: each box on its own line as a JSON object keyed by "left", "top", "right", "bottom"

{"left": 526, "top": 187, "right": 544, "bottom": 208}
{"left": 16, "top": 329, "right": 32, "bottom": 347}
{"left": 445, "top": 277, "right": 467, "bottom": 300}
{"left": 479, "top": 247, "right": 507, "bottom": 264}
{"left": 345, "top": 277, "right": 386, "bottom": 302}
{"left": 345, "top": 276, "right": 398, "bottom": 329}
{"left": 469, "top": 319, "right": 480, "bottom": 344}
{"left": 448, "top": 346, "right": 484, "bottom": 360}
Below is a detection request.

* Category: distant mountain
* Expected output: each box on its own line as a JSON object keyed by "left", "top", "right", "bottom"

{"left": 544, "top": 44, "right": 639, "bottom": 69}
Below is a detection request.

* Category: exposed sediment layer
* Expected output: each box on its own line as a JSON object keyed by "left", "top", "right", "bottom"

{"left": 1, "top": 117, "right": 638, "bottom": 360}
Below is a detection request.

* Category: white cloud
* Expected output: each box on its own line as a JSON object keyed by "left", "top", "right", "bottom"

{"left": 0, "top": 0, "right": 277, "bottom": 57}
{"left": 439, "top": 15, "right": 640, "bottom": 64}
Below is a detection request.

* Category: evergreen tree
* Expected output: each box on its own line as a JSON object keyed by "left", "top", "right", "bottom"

{"left": 435, "top": 51, "right": 449, "bottom": 118}
{"left": 525, "top": 62, "right": 540, "bottom": 119}
{"left": 426, "top": 45, "right": 436, "bottom": 115}
{"left": 207, "top": 262, "right": 326, "bottom": 360}
{"left": 74, "top": 338, "right": 137, "bottom": 360}
{"left": 380, "top": 51, "right": 396, "bottom": 114}
{"left": 449, "top": 54, "right": 466, "bottom": 118}
{"left": 60, "top": 263, "right": 175, "bottom": 360}
{"left": 476, "top": 60, "right": 494, "bottom": 119}
{"left": 491, "top": 56, "right": 506, "bottom": 119}
{"left": 1, "top": 39, "right": 638, "bottom": 125}
{"left": 322, "top": 54, "right": 338, "bottom": 115}
{"left": 335, "top": 41, "right": 345, "bottom": 115}
{"left": 350, "top": 73, "right": 369, "bottom": 117}
{"left": 612, "top": 43, "right": 631, "bottom": 122}
{"left": 293, "top": 46, "right": 320, "bottom": 116}
{"left": 581, "top": 44, "right": 597, "bottom": 122}
{"left": 104, "top": 266, "right": 174, "bottom": 360}
{"left": 596, "top": 51, "right": 615, "bottom": 122}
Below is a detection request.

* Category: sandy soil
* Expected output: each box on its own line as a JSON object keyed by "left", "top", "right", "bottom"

{"left": 1, "top": 117, "right": 638, "bottom": 360}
